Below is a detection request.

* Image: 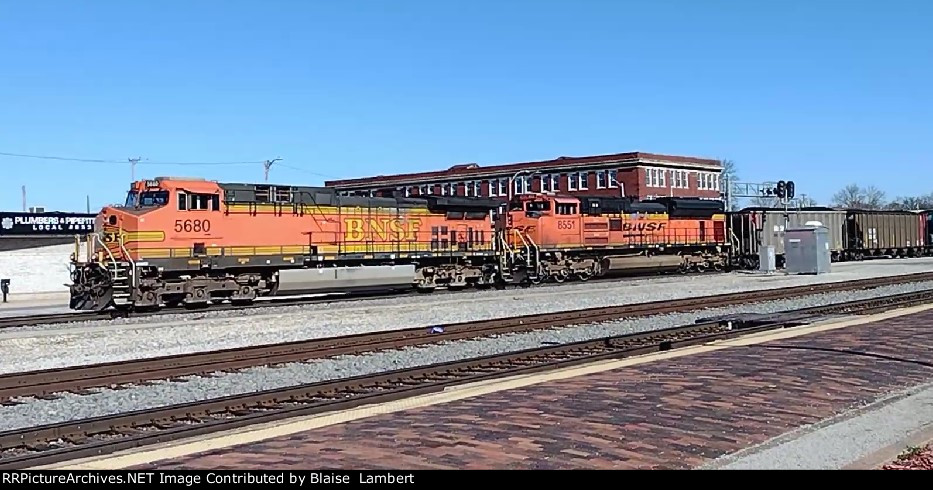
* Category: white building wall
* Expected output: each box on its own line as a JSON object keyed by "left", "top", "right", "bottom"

{"left": 0, "top": 243, "right": 85, "bottom": 294}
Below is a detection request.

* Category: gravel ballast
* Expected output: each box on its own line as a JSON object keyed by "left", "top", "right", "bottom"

{"left": 1, "top": 280, "right": 932, "bottom": 432}
{"left": 3, "top": 258, "right": 933, "bottom": 375}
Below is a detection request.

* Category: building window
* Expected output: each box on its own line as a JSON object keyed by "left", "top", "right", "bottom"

{"left": 595, "top": 169, "right": 617, "bottom": 189}
{"left": 540, "top": 173, "right": 559, "bottom": 193}
{"left": 464, "top": 181, "right": 480, "bottom": 197}
{"left": 578, "top": 171, "right": 589, "bottom": 190}
{"left": 645, "top": 168, "right": 668, "bottom": 188}
{"left": 697, "top": 172, "right": 719, "bottom": 190}
{"left": 488, "top": 178, "right": 508, "bottom": 197}
{"left": 568, "top": 173, "right": 577, "bottom": 191}
{"left": 513, "top": 175, "right": 531, "bottom": 195}
{"left": 671, "top": 170, "right": 689, "bottom": 189}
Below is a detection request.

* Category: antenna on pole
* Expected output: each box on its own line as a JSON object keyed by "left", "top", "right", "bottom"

{"left": 128, "top": 157, "right": 142, "bottom": 181}
{"left": 263, "top": 158, "right": 282, "bottom": 182}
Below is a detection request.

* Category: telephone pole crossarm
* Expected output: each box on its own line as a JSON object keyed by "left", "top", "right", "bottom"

{"left": 263, "top": 158, "right": 283, "bottom": 181}
{"left": 128, "top": 157, "right": 142, "bottom": 181}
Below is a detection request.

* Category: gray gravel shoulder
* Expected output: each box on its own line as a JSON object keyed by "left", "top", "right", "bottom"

{"left": 1, "top": 280, "right": 931, "bottom": 432}
{"left": 3, "top": 258, "right": 933, "bottom": 375}
{"left": 700, "top": 380, "right": 933, "bottom": 469}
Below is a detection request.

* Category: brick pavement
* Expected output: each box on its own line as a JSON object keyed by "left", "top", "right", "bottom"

{"left": 136, "top": 309, "right": 933, "bottom": 470}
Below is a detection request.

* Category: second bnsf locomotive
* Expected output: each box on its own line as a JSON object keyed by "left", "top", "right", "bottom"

{"left": 68, "top": 176, "right": 729, "bottom": 311}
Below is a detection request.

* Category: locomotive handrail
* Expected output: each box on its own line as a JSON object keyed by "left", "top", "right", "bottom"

{"left": 116, "top": 228, "right": 137, "bottom": 288}
{"left": 93, "top": 232, "right": 119, "bottom": 270}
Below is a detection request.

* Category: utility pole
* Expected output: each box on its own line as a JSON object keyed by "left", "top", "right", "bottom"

{"left": 263, "top": 158, "right": 282, "bottom": 182}
{"left": 128, "top": 157, "right": 142, "bottom": 181}
{"left": 21, "top": 186, "right": 26, "bottom": 212}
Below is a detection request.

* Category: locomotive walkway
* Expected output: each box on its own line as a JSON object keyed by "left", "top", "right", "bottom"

{"left": 45, "top": 301, "right": 933, "bottom": 470}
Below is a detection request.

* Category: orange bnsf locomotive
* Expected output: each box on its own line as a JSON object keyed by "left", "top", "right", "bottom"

{"left": 68, "top": 176, "right": 729, "bottom": 311}
{"left": 502, "top": 193, "right": 727, "bottom": 284}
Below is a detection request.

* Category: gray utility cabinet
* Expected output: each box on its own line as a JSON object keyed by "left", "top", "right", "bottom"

{"left": 783, "top": 226, "right": 832, "bottom": 274}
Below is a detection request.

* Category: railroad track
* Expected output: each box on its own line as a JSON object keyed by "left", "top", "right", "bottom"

{"left": 4, "top": 274, "right": 933, "bottom": 404}
{"left": 3, "top": 269, "right": 932, "bottom": 331}
{"left": 0, "top": 288, "right": 930, "bottom": 470}
{"left": 0, "top": 289, "right": 413, "bottom": 331}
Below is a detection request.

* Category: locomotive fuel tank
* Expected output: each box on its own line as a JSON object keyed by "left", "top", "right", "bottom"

{"left": 274, "top": 264, "right": 417, "bottom": 295}
{"left": 597, "top": 255, "right": 684, "bottom": 276}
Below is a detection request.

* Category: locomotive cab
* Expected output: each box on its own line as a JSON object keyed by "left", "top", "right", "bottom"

{"left": 70, "top": 177, "right": 222, "bottom": 311}
{"left": 507, "top": 195, "right": 581, "bottom": 249}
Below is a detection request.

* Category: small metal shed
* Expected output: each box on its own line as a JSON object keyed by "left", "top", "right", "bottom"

{"left": 783, "top": 226, "right": 832, "bottom": 274}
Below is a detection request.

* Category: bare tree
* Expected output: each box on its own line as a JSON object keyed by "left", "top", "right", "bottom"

{"left": 831, "top": 184, "right": 887, "bottom": 209}
{"left": 885, "top": 194, "right": 933, "bottom": 210}
{"left": 793, "top": 193, "right": 818, "bottom": 208}
{"left": 749, "top": 195, "right": 781, "bottom": 208}
{"left": 718, "top": 158, "right": 741, "bottom": 210}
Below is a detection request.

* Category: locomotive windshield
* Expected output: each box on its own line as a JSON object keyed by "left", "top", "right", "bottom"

{"left": 125, "top": 190, "right": 170, "bottom": 208}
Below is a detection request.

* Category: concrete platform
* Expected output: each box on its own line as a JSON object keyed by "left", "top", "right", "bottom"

{"left": 51, "top": 301, "right": 933, "bottom": 470}
{"left": 0, "top": 293, "right": 71, "bottom": 315}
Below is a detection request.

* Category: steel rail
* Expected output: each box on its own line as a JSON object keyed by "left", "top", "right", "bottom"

{"left": 0, "top": 288, "right": 930, "bottom": 469}
{"left": 3, "top": 276, "right": 933, "bottom": 404}
{"left": 3, "top": 269, "right": 933, "bottom": 331}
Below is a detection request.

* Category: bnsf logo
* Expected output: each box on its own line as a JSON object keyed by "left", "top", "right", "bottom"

{"left": 622, "top": 222, "right": 666, "bottom": 231}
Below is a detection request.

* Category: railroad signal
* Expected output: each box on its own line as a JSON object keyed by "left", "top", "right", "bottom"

{"left": 776, "top": 180, "right": 786, "bottom": 199}
{"left": 786, "top": 181, "right": 795, "bottom": 200}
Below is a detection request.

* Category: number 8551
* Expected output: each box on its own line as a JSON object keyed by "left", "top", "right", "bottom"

{"left": 557, "top": 220, "right": 575, "bottom": 230}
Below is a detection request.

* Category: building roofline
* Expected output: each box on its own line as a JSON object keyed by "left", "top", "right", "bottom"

{"left": 324, "top": 151, "right": 721, "bottom": 188}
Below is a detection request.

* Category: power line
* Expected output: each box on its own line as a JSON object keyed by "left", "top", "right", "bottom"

{"left": 0, "top": 151, "right": 117, "bottom": 163}
{"left": 0, "top": 151, "right": 265, "bottom": 165}
{"left": 276, "top": 162, "right": 337, "bottom": 179}
{"left": 1, "top": 149, "right": 339, "bottom": 179}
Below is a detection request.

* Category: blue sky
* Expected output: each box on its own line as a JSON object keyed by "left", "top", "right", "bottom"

{"left": 1, "top": 0, "right": 930, "bottom": 212}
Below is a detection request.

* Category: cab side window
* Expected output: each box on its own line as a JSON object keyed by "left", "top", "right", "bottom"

{"left": 555, "top": 204, "right": 578, "bottom": 215}
{"left": 177, "top": 192, "right": 221, "bottom": 211}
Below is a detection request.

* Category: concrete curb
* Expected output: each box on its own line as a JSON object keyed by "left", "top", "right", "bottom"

{"left": 843, "top": 425, "right": 933, "bottom": 469}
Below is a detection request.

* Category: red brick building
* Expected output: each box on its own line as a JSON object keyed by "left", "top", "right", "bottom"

{"left": 324, "top": 151, "right": 723, "bottom": 202}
